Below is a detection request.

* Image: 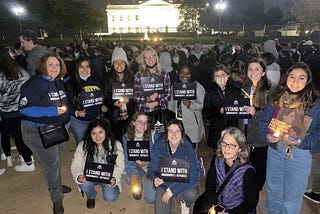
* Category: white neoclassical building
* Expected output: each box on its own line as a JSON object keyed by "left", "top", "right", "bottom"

{"left": 106, "top": 0, "right": 182, "bottom": 34}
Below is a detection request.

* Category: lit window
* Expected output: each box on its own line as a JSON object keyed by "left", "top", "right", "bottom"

{"left": 128, "top": 27, "right": 131, "bottom": 32}
{"left": 135, "top": 15, "right": 138, "bottom": 21}
{"left": 112, "top": 15, "right": 115, "bottom": 21}
{"left": 136, "top": 27, "right": 139, "bottom": 33}
{"left": 120, "top": 15, "right": 123, "bottom": 21}
{"left": 128, "top": 15, "right": 131, "bottom": 21}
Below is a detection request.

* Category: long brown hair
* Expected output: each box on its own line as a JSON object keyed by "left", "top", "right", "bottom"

{"left": 271, "top": 62, "right": 319, "bottom": 110}
{"left": 126, "top": 111, "right": 150, "bottom": 141}
{"left": 244, "top": 57, "right": 269, "bottom": 109}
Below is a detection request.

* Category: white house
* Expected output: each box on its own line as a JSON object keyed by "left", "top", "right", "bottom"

{"left": 106, "top": 0, "right": 182, "bottom": 34}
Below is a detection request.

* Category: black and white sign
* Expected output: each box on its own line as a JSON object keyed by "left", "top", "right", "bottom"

{"left": 127, "top": 141, "right": 150, "bottom": 161}
{"left": 159, "top": 158, "right": 190, "bottom": 183}
{"left": 84, "top": 162, "right": 114, "bottom": 184}
{"left": 223, "top": 98, "right": 252, "bottom": 119}
{"left": 141, "top": 76, "right": 164, "bottom": 96}
{"left": 112, "top": 82, "right": 134, "bottom": 99}
{"left": 172, "top": 82, "right": 196, "bottom": 100}
{"left": 79, "top": 90, "right": 103, "bottom": 109}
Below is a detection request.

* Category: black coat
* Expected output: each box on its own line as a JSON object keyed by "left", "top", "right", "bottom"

{"left": 203, "top": 81, "right": 241, "bottom": 148}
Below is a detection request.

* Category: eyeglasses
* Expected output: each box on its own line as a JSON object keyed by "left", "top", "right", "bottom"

{"left": 220, "top": 141, "right": 238, "bottom": 149}
{"left": 135, "top": 120, "right": 148, "bottom": 125}
{"left": 144, "top": 55, "right": 156, "bottom": 60}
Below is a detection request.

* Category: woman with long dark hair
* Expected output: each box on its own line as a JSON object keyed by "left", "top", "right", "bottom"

{"left": 0, "top": 45, "right": 33, "bottom": 172}
{"left": 66, "top": 56, "right": 107, "bottom": 145}
{"left": 71, "top": 118, "right": 124, "bottom": 209}
{"left": 259, "top": 62, "right": 320, "bottom": 213}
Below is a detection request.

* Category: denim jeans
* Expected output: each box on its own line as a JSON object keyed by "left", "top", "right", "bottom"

{"left": 79, "top": 181, "right": 120, "bottom": 202}
{"left": 69, "top": 116, "right": 92, "bottom": 145}
{"left": 125, "top": 167, "right": 156, "bottom": 204}
{"left": 154, "top": 185, "right": 199, "bottom": 214}
{"left": 265, "top": 145, "right": 311, "bottom": 214}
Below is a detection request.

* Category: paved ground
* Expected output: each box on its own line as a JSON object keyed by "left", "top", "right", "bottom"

{"left": 0, "top": 132, "right": 319, "bottom": 214}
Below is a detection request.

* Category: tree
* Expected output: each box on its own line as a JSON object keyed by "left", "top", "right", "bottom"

{"left": 177, "top": 0, "right": 208, "bottom": 37}
{"left": 264, "top": 7, "right": 284, "bottom": 24}
{"left": 290, "top": 0, "right": 320, "bottom": 38}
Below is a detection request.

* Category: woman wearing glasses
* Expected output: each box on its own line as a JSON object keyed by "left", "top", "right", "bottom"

{"left": 122, "top": 112, "right": 156, "bottom": 203}
{"left": 194, "top": 127, "right": 259, "bottom": 214}
{"left": 134, "top": 46, "right": 171, "bottom": 132}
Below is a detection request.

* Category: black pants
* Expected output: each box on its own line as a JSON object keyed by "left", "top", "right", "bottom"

{"left": 250, "top": 146, "right": 268, "bottom": 191}
{"left": 0, "top": 117, "right": 33, "bottom": 162}
{"left": 193, "top": 192, "right": 208, "bottom": 214}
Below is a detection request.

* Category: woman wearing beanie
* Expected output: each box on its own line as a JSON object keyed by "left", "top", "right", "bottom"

{"left": 104, "top": 47, "right": 135, "bottom": 142}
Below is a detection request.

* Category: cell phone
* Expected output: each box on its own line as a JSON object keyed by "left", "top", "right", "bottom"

{"left": 215, "top": 205, "right": 225, "bottom": 213}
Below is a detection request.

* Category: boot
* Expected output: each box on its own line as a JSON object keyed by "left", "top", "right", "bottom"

{"left": 53, "top": 201, "right": 64, "bottom": 214}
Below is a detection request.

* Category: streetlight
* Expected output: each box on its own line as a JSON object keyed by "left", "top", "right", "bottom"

{"left": 11, "top": 6, "right": 25, "bottom": 34}
{"left": 215, "top": 0, "right": 226, "bottom": 39}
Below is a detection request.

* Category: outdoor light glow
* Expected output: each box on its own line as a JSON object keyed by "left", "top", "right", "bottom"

{"left": 215, "top": 1, "right": 226, "bottom": 10}
{"left": 12, "top": 6, "right": 24, "bottom": 16}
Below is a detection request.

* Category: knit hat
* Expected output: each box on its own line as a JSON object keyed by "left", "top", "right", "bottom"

{"left": 111, "top": 47, "right": 128, "bottom": 64}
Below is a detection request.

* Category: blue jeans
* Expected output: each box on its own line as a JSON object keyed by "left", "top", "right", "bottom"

{"left": 154, "top": 185, "right": 199, "bottom": 214}
{"left": 69, "top": 116, "right": 93, "bottom": 145}
{"left": 79, "top": 181, "right": 120, "bottom": 202}
{"left": 265, "top": 145, "right": 311, "bottom": 214}
{"left": 125, "top": 167, "right": 156, "bottom": 204}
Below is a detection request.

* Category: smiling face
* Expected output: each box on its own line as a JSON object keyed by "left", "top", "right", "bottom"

{"left": 167, "top": 124, "right": 182, "bottom": 148}
{"left": 143, "top": 50, "right": 157, "bottom": 69}
{"left": 91, "top": 126, "right": 106, "bottom": 147}
{"left": 221, "top": 133, "right": 240, "bottom": 165}
{"left": 286, "top": 68, "right": 308, "bottom": 93}
{"left": 179, "top": 66, "right": 191, "bottom": 82}
{"left": 113, "top": 59, "right": 126, "bottom": 74}
{"left": 78, "top": 60, "right": 91, "bottom": 78}
{"left": 247, "top": 62, "right": 265, "bottom": 86}
{"left": 46, "top": 56, "right": 60, "bottom": 79}
{"left": 133, "top": 115, "right": 148, "bottom": 135}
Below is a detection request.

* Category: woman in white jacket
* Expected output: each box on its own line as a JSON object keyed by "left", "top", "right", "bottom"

{"left": 71, "top": 118, "right": 124, "bottom": 209}
{"left": 168, "top": 64, "right": 205, "bottom": 147}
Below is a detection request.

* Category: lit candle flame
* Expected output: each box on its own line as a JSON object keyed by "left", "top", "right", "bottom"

{"left": 132, "top": 184, "right": 140, "bottom": 194}
{"left": 119, "top": 98, "right": 124, "bottom": 103}
{"left": 274, "top": 130, "right": 280, "bottom": 138}
{"left": 209, "top": 206, "right": 216, "bottom": 214}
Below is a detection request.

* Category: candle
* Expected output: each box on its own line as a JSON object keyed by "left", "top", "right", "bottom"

{"left": 273, "top": 130, "right": 280, "bottom": 138}
{"left": 208, "top": 206, "right": 216, "bottom": 214}
{"left": 119, "top": 97, "right": 124, "bottom": 103}
{"left": 132, "top": 184, "right": 140, "bottom": 194}
{"left": 60, "top": 106, "right": 67, "bottom": 111}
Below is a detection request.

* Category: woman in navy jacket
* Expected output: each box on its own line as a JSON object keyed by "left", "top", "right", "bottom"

{"left": 259, "top": 62, "right": 320, "bottom": 213}
{"left": 147, "top": 119, "right": 200, "bottom": 214}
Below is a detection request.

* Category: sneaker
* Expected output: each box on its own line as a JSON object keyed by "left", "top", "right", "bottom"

{"left": 7, "top": 156, "right": 13, "bottom": 167}
{"left": 0, "top": 168, "right": 5, "bottom": 175}
{"left": 14, "top": 162, "right": 35, "bottom": 172}
{"left": 304, "top": 189, "right": 320, "bottom": 203}
{"left": 180, "top": 200, "right": 190, "bottom": 214}
{"left": 1, "top": 153, "right": 6, "bottom": 160}
{"left": 199, "top": 157, "right": 206, "bottom": 177}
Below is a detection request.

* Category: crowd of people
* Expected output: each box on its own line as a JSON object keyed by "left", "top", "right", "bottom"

{"left": 0, "top": 29, "right": 320, "bottom": 214}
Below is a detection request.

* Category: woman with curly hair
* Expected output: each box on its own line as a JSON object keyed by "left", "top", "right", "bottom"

{"left": 71, "top": 118, "right": 124, "bottom": 209}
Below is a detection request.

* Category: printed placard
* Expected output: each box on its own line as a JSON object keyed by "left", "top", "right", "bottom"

{"left": 223, "top": 98, "right": 252, "bottom": 119}
{"left": 268, "top": 106, "right": 313, "bottom": 141}
{"left": 84, "top": 162, "right": 114, "bottom": 184}
{"left": 79, "top": 90, "right": 103, "bottom": 109}
{"left": 172, "top": 82, "right": 197, "bottom": 100}
{"left": 141, "top": 76, "right": 164, "bottom": 96}
{"left": 159, "top": 158, "right": 190, "bottom": 183}
{"left": 112, "top": 82, "right": 134, "bottom": 99}
{"left": 127, "top": 140, "right": 150, "bottom": 161}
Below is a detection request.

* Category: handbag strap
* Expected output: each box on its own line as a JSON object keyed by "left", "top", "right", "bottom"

{"left": 54, "top": 80, "right": 63, "bottom": 106}
{"left": 216, "top": 165, "right": 241, "bottom": 197}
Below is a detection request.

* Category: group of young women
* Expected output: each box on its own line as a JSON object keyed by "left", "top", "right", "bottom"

{"left": 12, "top": 42, "right": 320, "bottom": 214}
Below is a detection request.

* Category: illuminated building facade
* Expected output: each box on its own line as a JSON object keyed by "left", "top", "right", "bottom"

{"left": 106, "top": 0, "right": 182, "bottom": 34}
